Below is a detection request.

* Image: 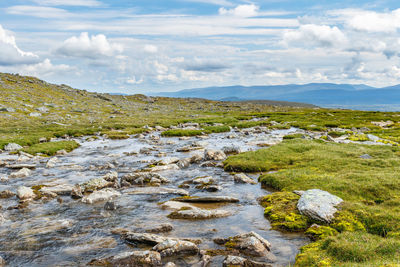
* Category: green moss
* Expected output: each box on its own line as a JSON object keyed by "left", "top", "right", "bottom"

{"left": 259, "top": 192, "right": 309, "bottom": 231}
{"left": 203, "top": 125, "right": 231, "bottom": 133}
{"left": 283, "top": 133, "right": 304, "bottom": 140}
{"left": 161, "top": 129, "right": 204, "bottom": 137}
{"left": 347, "top": 133, "right": 370, "bottom": 141}
{"left": 22, "top": 140, "right": 80, "bottom": 156}
{"left": 305, "top": 225, "right": 339, "bottom": 241}
{"left": 331, "top": 210, "right": 366, "bottom": 232}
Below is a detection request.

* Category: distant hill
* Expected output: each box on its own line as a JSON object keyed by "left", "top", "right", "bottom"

{"left": 152, "top": 83, "right": 400, "bottom": 111}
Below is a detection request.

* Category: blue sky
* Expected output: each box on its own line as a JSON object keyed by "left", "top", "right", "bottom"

{"left": 0, "top": 0, "right": 400, "bottom": 93}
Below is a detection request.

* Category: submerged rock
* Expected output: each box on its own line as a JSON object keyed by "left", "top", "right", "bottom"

{"left": 89, "top": 250, "right": 162, "bottom": 266}
{"left": 234, "top": 173, "right": 257, "bottom": 184}
{"left": 82, "top": 188, "right": 121, "bottom": 204}
{"left": 297, "top": 189, "right": 343, "bottom": 223}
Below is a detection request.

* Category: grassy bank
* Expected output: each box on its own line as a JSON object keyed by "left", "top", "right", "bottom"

{"left": 225, "top": 138, "right": 400, "bottom": 266}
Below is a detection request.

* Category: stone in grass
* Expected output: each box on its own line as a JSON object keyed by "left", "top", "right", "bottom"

{"left": 360, "top": 154, "right": 372, "bottom": 159}
{"left": 4, "top": 143, "right": 22, "bottom": 151}
{"left": 297, "top": 189, "right": 343, "bottom": 223}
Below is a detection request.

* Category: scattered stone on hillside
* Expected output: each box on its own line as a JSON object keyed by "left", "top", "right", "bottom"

{"left": 371, "top": 121, "right": 394, "bottom": 128}
{"left": 9, "top": 167, "right": 31, "bottom": 178}
{"left": 360, "top": 154, "right": 372, "bottom": 159}
{"left": 0, "top": 107, "right": 15, "bottom": 112}
{"left": 121, "top": 172, "right": 169, "bottom": 187}
{"left": 204, "top": 149, "right": 226, "bottom": 161}
{"left": 297, "top": 189, "right": 343, "bottom": 223}
{"left": 234, "top": 173, "right": 257, "bottom": 184}
{"left": 82, "top": 188, "right": 121, "bottom": 204}
{"left": 124, "top": 187, "right": 189, "bottom": 196}
{"left": 17, "top": 186, "right": 35, "bottom": 200}
{"left": 29, "top": 112, "right": 42, "bottom": 117}
{"left": 37, "top": 106, "right": 49, "bottom": 113}
{"left": 89, "top": 251, "right": 162, "bottom": 267}
{"left": 4, "top": 143, "right": 22, "bottom": 151}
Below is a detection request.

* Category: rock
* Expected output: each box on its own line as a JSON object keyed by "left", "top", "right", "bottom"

{"left": 177, "top": 158, "right": 191, "bottom": 169}
{"left": 204, "top": 149, "right": 226, "bottom": 161}
{"left": 56, "top": 149, "right": 68, "bottom": 155}
{"left": 168, "top": 207, "right": 231, "bottom": 220}
{"left": 29, "top": 112, "right": 42, "bottom": 117}
{"left": 145, "top": 223, "right": 174, "bottom": 233}
{"left": 37, "top": 106, "right": 49, "bottom": 113}
{"left": 6, "top": 164, "right": 36, "bottom": 169}
{"left": 80, "top": 177, "right": 114, "bottom": 192}
{"left": 104, "top": 201, "right": 117, "bottom": 210}
{"left": 221, "top": 232, "right": 273, "bottom": 258}
{"left": 202, "top": 184, "right": 222, "bottom": 192}
{"left": 17, "top": 186, "right": 35, "bottom": 200}
{"left": 102, "top": 171, "right": 118, "bottom": 182}
{"left": 4, "top": 143, "right": 22, "bottom": 151}
{"left": 89, "top": 250, "right": 162, "bottom": 266}
{"left": 223, "top": 255, "right": 272, "bottom": 267}
{"left": 177, "top": 145, "right": 203, "bottom": 152}
{"left": 164, "top": 262, "right": 176, "bottom": 267}
{"left": 222, "top": 145, "right": 243, "bottom": 155}
{"left": 192, "top": 176, "right": 215, "bottom": 185}
{"left": 153, "top": 239, "right": 199, "bottom": 257}
{"left": 82, "top": 188, "right": 121, "bottom": 204}
{"left": 161, "top": 201, "right": 197, "bottom": 211}
{"left": 200, "top": 161, "right": 219, "bottom": 168}
{"left": 234, "top": 173, "right": 257, "bottom": 184}
{"left": 40, "top": 184, "right": 74, "bottom": 196}
{"left": 121, "top": 172, "right": 169, "bottom": 186}
{"left": 46, "top": 157, "right": 59, "bottom": 168}
{"left": 158, "top": 157, "right": 179, "bottom": 165}
{"left": 71, "top": 184, "right": 83, "bottom": 199}
{"left": 9, "top": 167, "right": 31, "bottom": 178}
{"left": 0, "top": 256, "right": 5, "bottom": 267}
{"left": 190, "top": 153, "right": 204, "bottom": 163}
{"left": 0, "top": 190, "right": 15, "bottom": 199}
{"left": 149, "top": 164, "right": 179, "bottom": 172}
{"left": 172, "top": 196, "right": 239, "bottom": 203}
{"left": 297, "top": 189, "right": 343, "bottom": 223}
{"left": 124, "top": 187, "right": 189, "bottom": 196}
{"left": 39, "top": 137, "right": 47, "bottom": 143}
{"left": 122, "top": 232, "right": 168, "bottom": 245}
{"left": 360, "top": 154, "right": 372, "bottom": 159}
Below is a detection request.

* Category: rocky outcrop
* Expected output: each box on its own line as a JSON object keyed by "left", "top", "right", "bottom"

{"left": 297, "top": 189, "right": 343, "bottom": 223}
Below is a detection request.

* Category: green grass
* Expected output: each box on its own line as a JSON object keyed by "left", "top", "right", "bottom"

{"left": 203, "top": 125, "right": 231, "bottom": 133}
{"left": 22, "top": 140, "right": 80, "bottom": 156}
{"left": 161, "top": 129, "right": 205, "bottom": 137}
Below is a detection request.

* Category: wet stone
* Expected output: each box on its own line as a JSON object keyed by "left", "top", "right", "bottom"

{"left": 89, "top": 250, "right": 162, "bottom": 267}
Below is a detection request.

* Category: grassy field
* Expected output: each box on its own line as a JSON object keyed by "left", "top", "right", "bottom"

{"left": 226, "top": 138, "right": 400, "bottom": 266}
{"left": 2, "top": 72, "right": 400, "bottom": 265}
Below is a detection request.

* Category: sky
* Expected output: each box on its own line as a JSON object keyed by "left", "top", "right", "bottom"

{"left": 1, "top": 0, "right": 400, "bottom": 94}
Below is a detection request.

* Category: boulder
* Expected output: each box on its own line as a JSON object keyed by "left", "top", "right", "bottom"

{"left": 220, "top": 232, "right": 273, "bottom": 258}
{"left": 204, "top": 149, "right": 226, "bottom": 161}
{"left": 71, "top": 184, "right": 83, "bottom": 199}
{"left": 82, "top": 188, "right": 121, "bottom": 204}
{"left": 9, "top": 167, "right": 31, "bottom": 178}
{"left": 17, "top": 186, "right": 35, "bottom": 200}
{"left": 234, "top": 173, "right": 257, "bottom": 184}
{"left": 153, "top": 239, "right": 199, "bottom": 257}
{"left": 4, "top": 143, "right": 22, "bottom": 151}
{"left": 297, "top": 189, "right": 343, "bottom": 223}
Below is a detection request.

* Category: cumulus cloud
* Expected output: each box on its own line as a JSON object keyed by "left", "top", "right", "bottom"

{"left": 126, "top": 76, "right": 144, "bottom": 85}
{"left": 144, "top": 45, "right": 158, "bottom": 53}
{"left": 31, "top": 0, "right": 102, "bottom": 6}
{"left": 219, "top": 4, "right": 259, "bottom": 17}
{"left": 19, "top": 58, "right": 72, "bottom": 77}
{"left": 0, "top": 25, "right": 40, "bottom": 66}
{"left": 332, "top": 9, "right": 400, "bottom": 33}
{"left": 283, "top": 24, "right": 347, "bottom": 48}
{"left": 6, "top": 5, "right": 71, "bottom": 19}
{"left": 57, "top": 32, "right": 123, "bottom": 59}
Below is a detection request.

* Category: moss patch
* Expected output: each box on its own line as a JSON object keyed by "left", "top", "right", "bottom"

{"left": 22, "top": 140, "right": 80, "bottom": 156}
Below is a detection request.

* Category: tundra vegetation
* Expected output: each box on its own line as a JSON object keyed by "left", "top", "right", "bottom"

{"left": 1, "top": 72, "right": 400, "bottom": 266}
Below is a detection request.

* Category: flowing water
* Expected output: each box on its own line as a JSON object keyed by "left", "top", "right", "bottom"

{"left": 0, "top": 127, "right": 309, "bottom": 266}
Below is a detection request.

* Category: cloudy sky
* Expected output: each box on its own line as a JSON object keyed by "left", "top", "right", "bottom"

{"left": 1, "top": 0, "right": 400, "bottom": 93}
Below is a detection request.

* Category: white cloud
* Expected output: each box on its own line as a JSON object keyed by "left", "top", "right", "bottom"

{"left": 0, "top": 25, "right": 40, "bottom": 66}
{"left": 126, "top": 76, "right": 144, "bottom": 84}
{"left": 283, "top": 24, "right": 347, "bottom": 48}
{"left": 184, "top": 0, "right": 233, "bottom": 6}
{"left": 57, "top": 32, "right": 123, "bottom": 59}
{"left": 332, "top": 9, "right": 400, "bottom": 33}
{"left": 31, "top": 0, "right": 102, "bottom": 7}
{"left": 219, "top": 4, "right": 259, "bottom": 17}
{"left": 144, "top": 44, "right": 158, "bottom": 53}
{"left": 6, "top": 5, "right": 71, "bottom": 19}
{"left": 19, "top": 58, "right": 72, "bottom": 77}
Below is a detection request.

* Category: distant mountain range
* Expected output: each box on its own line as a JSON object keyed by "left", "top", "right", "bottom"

{"left": 151, "top": 83, "right": 400, "bottom": 111}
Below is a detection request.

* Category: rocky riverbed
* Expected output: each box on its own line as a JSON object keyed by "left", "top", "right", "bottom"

{"left": 0, "top": 127, "right": 311, "bottom": 266}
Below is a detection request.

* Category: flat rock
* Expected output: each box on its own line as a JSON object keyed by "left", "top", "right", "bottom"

{"left": 124, "top": 187, "right": 189, "bottom": 196}
{"left": 39, "top": 184, "right": 74, "bottom": 196}
{"left": 297, "top": 189, "right": 343, "bottom": 223}
{"left": 46, "top": 157, "right": 59, "bottom": 168}
{"left": 168, "top": 207, "right": 231, "bottom": 220}
{"left": 234, "top": 173, "right": 257, "bottom": 184}
{"left": 82, "top": 188, "right": 121, "bottom": 204}
{"left": 9, "top": 168, "right": 31, "bottom": 178}
{"left": 89, "top": 250, "right": 162, "bottom": 266}
{"left": 17, "top": 186, "right": 35, "bottom": 200}
{"left": 161, "top": 201, "right": 197, "bottom": 211}
{"left": 173, "top": 196, "right": 239, "bottom": 203}
{"left": 6, "top": 164, "right": 36, "bottom": 169}
{"left": 145, "top": 223, "right": 174, "bottom": 233}
{"left": 149, "top": 164, "right": 179, "bottom": 172}
{"left": 121, "top": 172, "right": 169, "bottom": 186}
